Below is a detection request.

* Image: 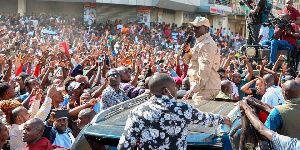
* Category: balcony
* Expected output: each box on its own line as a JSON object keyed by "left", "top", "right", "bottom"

{"left": 214, "top": 0, "right": 231, "bottom": 7}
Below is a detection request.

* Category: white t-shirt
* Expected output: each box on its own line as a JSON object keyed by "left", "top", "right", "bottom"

{"left": 259, "top": 25, "right": 269, "bottom": 45}
{"left": 227, "top": 30, "right": 231, "bottom": 36}
{"left": 117, "top": 24, "right": 123, "bottom": 30}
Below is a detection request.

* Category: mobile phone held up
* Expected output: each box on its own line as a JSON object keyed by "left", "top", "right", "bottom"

{"left": 53, "top": 110, "right": 70, "bottom": 118}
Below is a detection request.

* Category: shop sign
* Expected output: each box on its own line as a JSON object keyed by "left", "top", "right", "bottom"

{"left": 210, "top": 7, "right": 225, "bottom": 14}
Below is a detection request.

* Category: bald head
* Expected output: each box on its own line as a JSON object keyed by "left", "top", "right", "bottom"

{"left": 264, "top": 74, "right": 274, "bottom": 88}
{"left": 26, "top": 118, "right": 44, "bottom": 131}
{"left": 23, "top": 118, "right": 44, "bottom": 144}
{"left": 182, "top": 77, "right": 190, "bottom": 88}
{"left": 79, "top": 108, "right": 96, "bottom": 119}
{"left": 221, "top": 80, "right": 232, "bottom": 96}
{"left": 77, "top": 108, "right": 96, "bottom": 129}
{"left": 282, "top": 80, "right": 300, "bottom": 100}
{"left": 149, "top": 73, "right": 175, "bottom": 95}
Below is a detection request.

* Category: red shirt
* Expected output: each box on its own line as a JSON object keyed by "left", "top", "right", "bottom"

{"left": 275, "top": 23, "right": 299, "bottom": 47}
{"left": 164, "top": 29, "right": 171, "bottom": 37}
{"left": 279, "top": 8, "right": 300, "bottom": 21}
{"left": 25, "top": 137, "right": 53, "bottom": 150}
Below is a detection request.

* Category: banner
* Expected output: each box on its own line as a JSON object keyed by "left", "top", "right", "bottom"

{"left": 137, "top": 6, "right": 150, "bottom": 27}
{"left": 158, "top": 9, "right": 163, "bottom": 23}
{"left": 84, "top": 2, "right": 96, "bottom": 26}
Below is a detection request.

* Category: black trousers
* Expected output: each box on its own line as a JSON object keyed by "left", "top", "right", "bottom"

{"left": 246, "top": 24, "right": 261, "bottom": 45}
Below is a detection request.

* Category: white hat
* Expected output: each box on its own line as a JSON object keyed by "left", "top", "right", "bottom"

{"left": 189, "top": 17, "right": 210, "bottom": 27}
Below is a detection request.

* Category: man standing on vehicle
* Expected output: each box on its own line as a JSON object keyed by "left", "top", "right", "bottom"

{"left": 243, "top": 0, "right": 266, "bottom": 45}
{"left": 118, "top": 73, "right": 232, "bottom": 150}
{"left": 182, "top": 17, "right": 220, "bottom": 102}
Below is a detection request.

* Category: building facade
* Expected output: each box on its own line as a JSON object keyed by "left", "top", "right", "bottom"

{"left": 0, "top": 0, "right": 288, "bottom": 38}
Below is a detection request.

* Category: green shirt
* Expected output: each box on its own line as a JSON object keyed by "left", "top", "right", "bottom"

{"left": 238, "top": 77, "right": 249, "bottom": 100}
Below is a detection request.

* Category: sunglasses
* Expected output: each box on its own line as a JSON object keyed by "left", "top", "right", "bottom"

{"left": 109, "top": 73, "right": 120, "bottom": 77}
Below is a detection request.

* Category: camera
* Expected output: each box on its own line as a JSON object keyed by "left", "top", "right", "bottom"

{"left": 239, "top": 0, "right": 253, "bottom": 5}
{"left": 268, "top": 18, "right": 294, "bottom": 31}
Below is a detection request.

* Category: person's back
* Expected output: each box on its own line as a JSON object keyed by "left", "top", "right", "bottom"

{"left": 275, "top": 80, "right": 300, "bottom": 138}
{"left": 262, "top": 74, "right": 285, "bottom": 106}
{"left": 118, "top": 73, "right": 231, "bottom": 149}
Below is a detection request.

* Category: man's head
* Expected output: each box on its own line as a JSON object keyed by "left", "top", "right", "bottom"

{"left": 11, "top": 106, "right": 31, "bottom": 125}
{"left": 0, "top": 122, "right": 9, "bottom": 142}
{"left": 0, "top": 82, "right": 15, "bottom": 100}
{"left": 116, "top": 66, "right": 131, "bottom": 83}
{"left": 189, "top": 17, "right": 210, "bottom": 38}
{"left": 282, "top": 80, "right": 300, "bottom": 100}
{"left": 24, "top": 76, "right": 41, "bottom": 93}
{"left": 54, "top": 117, "right": 68, "bottom": 133}
{"left": 149, "top": 73, "right": 177, "bottom": 99}
{"left": 80, "top": 92, "right": 91, "bottom": 105}
{"left": 232, "top": 73, "right": 241, "bottom": 85}
{"left": 77, "top": 108, "right": 96, "bottom": 129}
{"left": 106, "top": 69, "right": 121, "bottom": 86}
{"left": 263, "top": 74, "right": 274, "bottom": 88}
{"left": 221, "top": 80, "right": 233, "bottom": 96}
{"left": 22, "top": 118, "right": 44, "bottom": 145}
{"left": 75, "top": 75, "right": 89, "bottom": 89}
{"left": 182, "top": 77, "right": 190, "bottom": 89}
{"left": 285, "top": 0, "right": 294, "bottom": 10}
{"left": 51, "top": 87, "right": 64, "bottom": 104}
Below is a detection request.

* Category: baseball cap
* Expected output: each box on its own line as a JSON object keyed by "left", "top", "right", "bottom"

{"left": 68, "top": 82, "right": 84, "bottom": 92}
{"left": 189, "top": 17, "right": 210, "bottom": 28}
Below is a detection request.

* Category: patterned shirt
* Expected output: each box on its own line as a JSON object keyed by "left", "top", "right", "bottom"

{"left": 100, "top": 85, "right": 130, "bottom": 111}
{"left": 271, "top": 133, "right": 300, "bottom": 150}
{"left": 120, "top": 83, "right": 146, "bottom": 99}
{"left": 118, "top": 95, "right": 224, "bottom": 150}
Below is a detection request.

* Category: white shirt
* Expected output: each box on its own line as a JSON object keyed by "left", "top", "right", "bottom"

{"left": 117, "top": 24, "right": 123, "bottom": 30}
{"left": 259, "top": 25, "right": 269, "bottom": 45}
{"left": 262, "top": 85, "right": 285, "bottom": 106}
{"left": 227, "top": 30, "right": 231, "bottom": 36}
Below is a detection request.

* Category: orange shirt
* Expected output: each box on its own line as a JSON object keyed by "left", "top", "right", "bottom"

{"left": 122, "top": 27, "right": 130, "bottom": 35}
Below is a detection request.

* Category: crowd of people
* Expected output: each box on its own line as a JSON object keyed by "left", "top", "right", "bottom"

{"left": 0, "top": 0, "right": 300, "bottom": 149}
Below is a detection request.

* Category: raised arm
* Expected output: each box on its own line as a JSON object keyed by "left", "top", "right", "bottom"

{"left": 241, "top": 56, "right": 253, "bottom": 81}
{"left": 241, "top": 78, "right": 258, "bottom": 95}
{"left": 236, "top": 101, "right": 273, "bottom": 141}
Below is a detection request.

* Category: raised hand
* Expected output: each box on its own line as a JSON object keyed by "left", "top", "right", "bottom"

{"left": 228, "top": 51, "right": 235, "bottom": 59}
{"left": 240, "top": 55, "right": 248, "bottom": 61}
{"left": 87, "top": 98, "right": 98, "bottom": 106}
{"left": 281, "top": 63, "right": 290, "bottom": 73}
{"left": 261, "top": 56, "right": 268, "bottom": 66}
{"left": 35, "top": 89, "right": 44, "bottom": 100}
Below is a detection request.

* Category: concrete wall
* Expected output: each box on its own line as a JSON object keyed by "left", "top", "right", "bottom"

{"left": 150, "top": 7, "right": 158, "bottom": 23}
{"left": 0, "top": 0, "right": 18, "bottom": 14}
{"left": 96, "top": 3, "right": 137, "bottom": 24}
{"left": 26, "top": 0, "right": 84, "bottom": 17}
{"left": 162, "top": 9, "right": 175, "bottom": 24}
